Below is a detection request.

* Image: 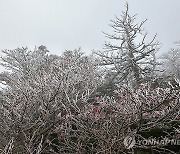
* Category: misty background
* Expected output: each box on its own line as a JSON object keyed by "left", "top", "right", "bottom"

{"left": 0, "top": 0, "right": 180, "bottom": 57}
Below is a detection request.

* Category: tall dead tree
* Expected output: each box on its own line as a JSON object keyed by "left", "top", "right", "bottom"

{"left": 94, "top": 3, "right": 159, "bottom": 87}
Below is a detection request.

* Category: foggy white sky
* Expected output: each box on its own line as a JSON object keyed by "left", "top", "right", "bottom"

{"left": 0, "top": 0, "right": 180, "bottom": 56}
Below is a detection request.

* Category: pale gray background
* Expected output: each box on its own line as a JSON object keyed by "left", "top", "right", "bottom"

{"left": 0, "top": 0, "right": 180, "bottom": 56}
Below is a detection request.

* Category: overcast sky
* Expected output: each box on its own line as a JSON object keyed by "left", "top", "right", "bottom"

{"left": 0, "top": 0, "right": 180, "bottom": 56}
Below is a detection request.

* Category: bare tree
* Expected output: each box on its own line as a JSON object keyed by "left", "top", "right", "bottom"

{"left": 94, "top": 3, "right": 159, "bottom": 87}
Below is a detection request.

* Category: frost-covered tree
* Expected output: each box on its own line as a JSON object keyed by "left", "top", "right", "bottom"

{"left": 0, "top": 46, "right": 179, "bottom": 153}
{"left": 94, "top": 3, "right": 159, "bottom": 87}
{"left": 0, "top": 47, "right": 103, "bottom": 153}
{"left": 161, "top": 48, "right": 180, "bottom": 80}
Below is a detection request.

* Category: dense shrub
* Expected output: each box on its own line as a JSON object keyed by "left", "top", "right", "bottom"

{"left": 0, "top": 49, "right": 179, "bottom": 154}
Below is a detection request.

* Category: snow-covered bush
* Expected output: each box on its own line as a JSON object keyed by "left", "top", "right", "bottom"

{"left": 0, "top": 47, "right": 179, "bottom": 153}
{"left": 0, "top": 47, "right": 103, "bottom": 153}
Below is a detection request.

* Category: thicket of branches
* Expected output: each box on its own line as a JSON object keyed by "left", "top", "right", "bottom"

{"left": 0, "top": 3, "right": 180, "bottom": 154}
